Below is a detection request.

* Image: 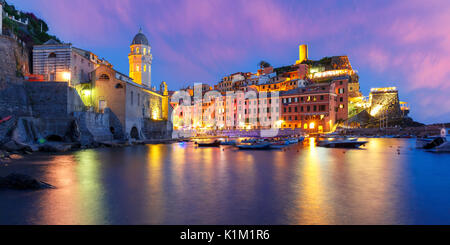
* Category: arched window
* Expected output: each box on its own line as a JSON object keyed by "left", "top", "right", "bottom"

{"left": 115, "top": 83, "right": 123, "bottom": 89}
{"left": 48, "top": 52, "right": 56, "bottom": 58}
{"left": 99, "top": 74, "right": 110, "bottom": 80}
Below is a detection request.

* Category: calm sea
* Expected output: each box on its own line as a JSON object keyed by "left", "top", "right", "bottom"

{"left": 1, "top": 138, "right": 449, "bottom": 225}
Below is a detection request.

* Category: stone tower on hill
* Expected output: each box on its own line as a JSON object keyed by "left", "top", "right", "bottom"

{"left": 128, "top": 28, "right": 152, "bottom": 88}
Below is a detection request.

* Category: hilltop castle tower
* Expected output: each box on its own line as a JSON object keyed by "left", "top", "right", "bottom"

{"left": 128, "top": 28, "right": 152, "bottom": 87}
{"left": 296, "top": 44, "right": 308, "bottom": 64}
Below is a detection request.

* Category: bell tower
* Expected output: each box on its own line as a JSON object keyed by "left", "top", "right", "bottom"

{"left": 129, "top": 28, "right": 152, "bottom": 87}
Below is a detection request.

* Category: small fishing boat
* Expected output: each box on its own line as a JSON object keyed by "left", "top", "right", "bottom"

{"left": 241, "top": 138, "right": 258, "bottom": 143}
{"left": 220, "top": 139, "right": 237, "bottom": 145}
{"left": 417, "top": 128, "right": 449, "bottom": 149}
{"left": 287, "top": 138, "right": 299, "bottom": 144}
{"left": 197, "top": 140, "right": 221, "bottom": 147}
{"left": 416, "top": 137, "right": 446, "bottom": 149}
{"left": 236, "top": 142, "right": 271, "bottom": 150}
{"left": 317, "top": 139, "right": 368, "bottom": 148}
{"left": 430, "top": 141, "right": 450, "bottom": 152}
{"left": 269, "top": 141, "right": 290, "bottom": 149}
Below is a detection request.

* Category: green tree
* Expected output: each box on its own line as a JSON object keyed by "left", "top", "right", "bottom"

{"left": 258, "top": 60, "right": 271, "bottom": 69}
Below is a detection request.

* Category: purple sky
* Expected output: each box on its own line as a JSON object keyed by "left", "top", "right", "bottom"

{"left": 10, "top": 0, "right": 450, "bottom": 123}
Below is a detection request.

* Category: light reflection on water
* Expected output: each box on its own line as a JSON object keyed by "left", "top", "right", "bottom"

{"left": 1, "top": 138, "right": 450, "bottom": 225}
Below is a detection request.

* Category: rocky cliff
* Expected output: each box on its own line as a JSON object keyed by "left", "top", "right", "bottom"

{"left": 0, "top": 36, "right": 32, "bottom": 119}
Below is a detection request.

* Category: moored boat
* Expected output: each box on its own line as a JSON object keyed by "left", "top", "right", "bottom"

{"left": 430, "top": 141, "right": 450, "bottom": 152}
{"left": 220, "top": 139, "right": 237, "bottom": 145}
{"left": 287, "top": 138, "right": 299, "bottom": 144}
{"left": 236, "top": 142, "right": 271, "bottom": 150}
{"left": 417, "top": 127, "right": 449, "bottom": 149}
{"left": 197, "top": 140, "right": 221, "bottom": 147}
{"left": 269, "top": 141, "right": 290, "bottom": 149}
{"left": 416, "top": 137, "right": 446, "bottom": 149}
{"left": 318, "top": 139, "right": 368, "bottom": 148}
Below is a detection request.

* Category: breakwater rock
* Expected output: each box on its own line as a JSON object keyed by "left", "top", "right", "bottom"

{"left": 0, "top": 173, "right": 55, "bottom": 190}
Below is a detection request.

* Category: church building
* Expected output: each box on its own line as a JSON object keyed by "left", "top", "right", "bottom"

{"left": 89, "top": 29, "right": 171, "bottom": 140}
{"left": 31, "top": 29, "right": 172, "bottom": 140}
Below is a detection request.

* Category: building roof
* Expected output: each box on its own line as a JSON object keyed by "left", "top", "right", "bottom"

{"left": 43, "top": 39, "right": 61, "bottom": 45}
{"left": 131, "top": 28, "right": 149, "bottom": 46}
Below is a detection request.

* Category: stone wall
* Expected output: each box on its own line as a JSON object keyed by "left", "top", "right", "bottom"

{"left": 24, "top": 81, "right": 69, "bottom": 118}
{"left": 142, "top": 119, "right": 173, "bottom": 139}
{"left": 73, "top": 111, "right": 113, "bottom": 144}
{"left": 0, "top": 37, "right": 32, "bottom": 118}
{"left": 0, "top": 82, "right": 31, "bottom": 117}
{"left": 0, "top": 35, "right": 29, "bottom": 81}
{"left": 34, "top": 117, "right": 72, "bottom": 140}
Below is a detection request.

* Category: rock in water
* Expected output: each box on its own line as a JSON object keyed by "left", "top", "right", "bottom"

{"left": 39, "top": 142, "right": 72, "bottom": 152}
{"left": 1, "top": 140, "right": 23, "bottom": 151}
{"left": 0, "top": 173, "right": 55, "bottom": 190}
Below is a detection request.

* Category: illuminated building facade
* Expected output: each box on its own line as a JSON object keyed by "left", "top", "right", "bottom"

{"left": 279, "top": 80, "right": 346, "bottom": 133}
{"left": 90, "top": 64, "right": 169, "bottom": 139}
{"left": 31, "top": 29, "right": 172, "bottom": 140}
{"left": 32, "top": 40, "right": 110, "bottom": 86}
{"left": 171, "top": 43, "right": 412, "bottom": 133}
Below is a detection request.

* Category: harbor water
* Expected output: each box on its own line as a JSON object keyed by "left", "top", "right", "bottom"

{"left": 1, "top": 138, "right": 449, "bottom": 225}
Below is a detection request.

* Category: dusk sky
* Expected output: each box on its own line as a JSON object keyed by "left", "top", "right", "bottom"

{"left": 10, "top": 0, "right": 450, "bottom": 123}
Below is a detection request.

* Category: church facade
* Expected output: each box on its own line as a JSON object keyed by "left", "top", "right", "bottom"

{"left": 89, "top": 30, "right": 171, "bottom": 140}
{"left": 31, "top": 29, "right": 172, "bottom": 141}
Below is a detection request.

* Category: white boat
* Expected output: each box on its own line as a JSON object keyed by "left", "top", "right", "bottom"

{"left": 431, "top": 141, "right": 450, "bottom": 152}
{"left": 416, "top": 127, "right": 449, "bottom": 149}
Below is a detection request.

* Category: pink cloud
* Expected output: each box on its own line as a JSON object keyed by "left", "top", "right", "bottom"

{"left": 15, "top": 0, "right": 450, "bottom": 122}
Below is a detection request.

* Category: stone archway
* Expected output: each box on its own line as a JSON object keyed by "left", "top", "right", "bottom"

{"left": 130, "top": 126, "right": 140, "bottom": 140}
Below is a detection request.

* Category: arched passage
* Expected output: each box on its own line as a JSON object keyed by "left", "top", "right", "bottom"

{"left": 130, "top": 127, "right": 140, "bottom": 140}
